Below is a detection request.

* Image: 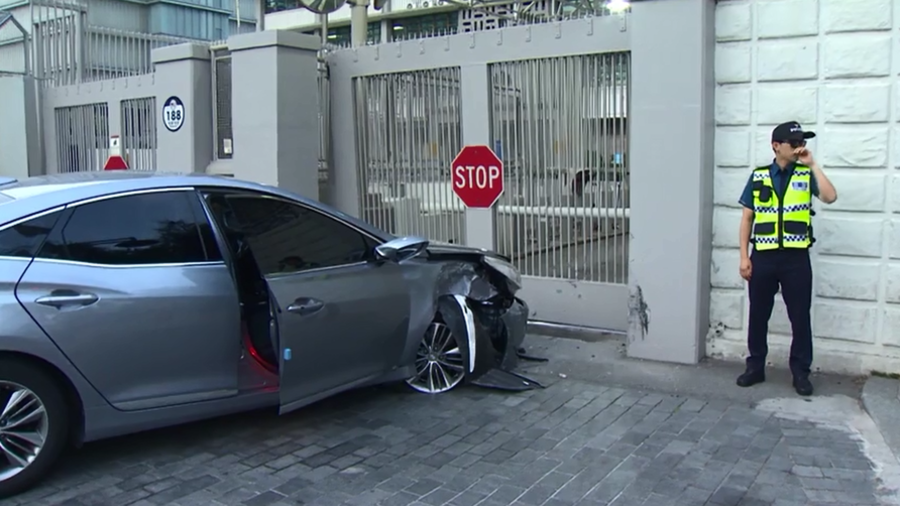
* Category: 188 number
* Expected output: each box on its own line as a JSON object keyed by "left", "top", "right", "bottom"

{"left": 166, "top": 109, "right": 182, "bottom": 122}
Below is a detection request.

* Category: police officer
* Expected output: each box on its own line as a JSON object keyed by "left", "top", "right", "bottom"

{"left": 735, "top": 121, "right": 838, "bottom": 396}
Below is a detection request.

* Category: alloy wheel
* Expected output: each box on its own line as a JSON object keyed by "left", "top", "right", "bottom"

{"left": 0, "top": 382, "right": 49, "bottom": 482}
{"left": 406, "top": 322, "right": 466, "bottom": 394}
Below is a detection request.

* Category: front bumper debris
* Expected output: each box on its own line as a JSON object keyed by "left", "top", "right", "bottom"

{"left": 431, "top": 259, "right": 547, "bottom": 392}
{"left": 468, "top": 298, "right": 546, "bottom": 391}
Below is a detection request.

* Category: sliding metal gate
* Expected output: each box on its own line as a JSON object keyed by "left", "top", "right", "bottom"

{"left": 490, "top": 53, "right": 630, "bottom": 285}
{"left": 354, "top": 67, "right": 466, "bottom": 245}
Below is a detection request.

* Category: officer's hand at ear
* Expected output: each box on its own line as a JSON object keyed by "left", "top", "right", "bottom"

{"left": 740, "top": 257, "right": 752, "bottom": 281}
{"left": 794, "top": 147, "right": 814, "bottom": 166}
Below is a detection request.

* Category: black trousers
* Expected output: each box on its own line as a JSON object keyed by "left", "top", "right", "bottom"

{"left": 746, "top": 248, "right": 813, "bottom": 378}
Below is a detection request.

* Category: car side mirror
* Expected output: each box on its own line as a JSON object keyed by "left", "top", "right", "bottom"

{"left": 374, "top": 236, "right": 429, "bottom": 263}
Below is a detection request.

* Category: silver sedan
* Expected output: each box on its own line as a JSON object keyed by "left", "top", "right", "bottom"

{"left": 0, "top": 171, "right": 539, "bottom": 498}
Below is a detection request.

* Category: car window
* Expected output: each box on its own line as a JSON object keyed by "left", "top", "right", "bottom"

{"left": 185, "top": 191, "right": 223, "bottom": 262}
{"left": 221, "top": 194, "right": 375, "bottom": 275}
{"left": 0, "top": 211, "right": 62, "bottom": 258}
{"left": 38, "top": 191, "right": 212, "bottom": 265}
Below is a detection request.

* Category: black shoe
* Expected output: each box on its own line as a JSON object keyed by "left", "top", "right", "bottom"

{"left": 793, "top": 376, "right": 813, "bottom": 396}
{"left": 736, "top": 369, "right": 765, "bottom": 387}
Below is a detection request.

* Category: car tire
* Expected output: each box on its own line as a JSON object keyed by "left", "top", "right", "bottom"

{"left": 405, "top": 317, "right": 468, "bottom": 394}
{"left": 0, "top": 359, "right": 70, "bottom": 499}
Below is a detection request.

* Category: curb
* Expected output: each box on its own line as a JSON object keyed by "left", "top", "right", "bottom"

{"left": 861, "top": 376, "right": 900, "bottom": 463}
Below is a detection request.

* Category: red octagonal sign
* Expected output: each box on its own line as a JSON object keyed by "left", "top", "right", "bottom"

{"left": 451, "top": 145, "right": 504, "bottom": 208}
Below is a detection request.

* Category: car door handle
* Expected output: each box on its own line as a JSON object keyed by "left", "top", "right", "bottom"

{"left": 35, "top": 291, "right": 99, "bottom": 309}
{"left": 286, "top": 298, "right": 324, "bottom": 316}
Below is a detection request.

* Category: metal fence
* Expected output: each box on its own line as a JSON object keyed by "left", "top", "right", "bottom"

{"left": 491, "top": 52, "right": 630, "bottom": 284}
{"left": 29, "top": 0, "right": 199, "bottom": 87}
{"left": 353, "top": 67, "right": 466, "bottom": 245}
{"left": 212, "top": 46, "right": 233, "bottom": 160}
{"left": 350, "top": 53, "right": 630, "bottom": 284}
{"left": 121, "top": 97, "right": 157, "bottom": 171}
{"left": 54, "top": 102, "right": 110, "bottom": 173}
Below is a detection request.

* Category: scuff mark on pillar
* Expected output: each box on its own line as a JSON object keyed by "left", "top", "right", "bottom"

{"left": 628, "top": 284, "right": 650, "bottom": 340}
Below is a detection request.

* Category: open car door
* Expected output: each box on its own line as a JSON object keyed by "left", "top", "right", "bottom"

{"left": 201, "top": 190, "right": 413, "bottom": 414}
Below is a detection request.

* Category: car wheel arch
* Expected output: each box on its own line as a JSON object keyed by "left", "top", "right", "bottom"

{"left": 0, "top": 351, "right": 85, "bottom": 447}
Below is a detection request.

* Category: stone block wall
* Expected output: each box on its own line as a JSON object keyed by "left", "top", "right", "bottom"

{"left": 711, "top": 0, "right": 900, "bottom": 375}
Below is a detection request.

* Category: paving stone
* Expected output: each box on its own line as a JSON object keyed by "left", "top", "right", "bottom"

{"left": 6, "top": 372, "right": 887, "bottom": 506}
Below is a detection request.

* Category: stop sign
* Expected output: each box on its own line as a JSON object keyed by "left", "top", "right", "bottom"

{"left": 451, "top": 145, "right": 504, "bottom": 208}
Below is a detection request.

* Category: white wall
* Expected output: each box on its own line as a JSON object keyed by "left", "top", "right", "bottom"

{"left": 711, "top": 0, "right": 900, "bottom": 375}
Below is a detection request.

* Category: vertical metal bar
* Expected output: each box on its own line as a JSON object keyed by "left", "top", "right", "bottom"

{"left": 600, "top": 53, "right": 610, "bottom": 283}
{"left": 211, "top": 51, "right": 219, "bottom": 161}
{"left": 29, "top": 0, "right": 36, "bottom": 79}
{"left": 150, "top": 97, "right": 158, "bottom": 169}
{"left": 616, "top": 53, "right": 631, "bottom": 283}
{"left": 536, "top": 60, "right": 562, "bottom": 277}
{"left": 54, "top": 108, "right": 63, "bottom": 173}
{"left": 75, "top": 105, "right": 85, "bottom": 171}
{"left": 74, "top": 9, "right": 81, "bottom": 83}
{"left": 54, "top": 0, "right": 61, "bottom": 86}
{"left": 420, "top": 70, "right": 433, "bottom": 242}
{"left": 122, "top": 99, "right": 130, "bottom": 168}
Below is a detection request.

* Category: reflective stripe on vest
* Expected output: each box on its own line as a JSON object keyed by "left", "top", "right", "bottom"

{"left": 751, "top": 165, "right": 812, "bottom": 251}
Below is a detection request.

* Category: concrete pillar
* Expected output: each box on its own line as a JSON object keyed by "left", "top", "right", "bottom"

{"left": 228, "top": 30, "right": 321, "bottom": 201}
{"left": 459, "top": 63, "right": 496, "bottom": 251}
{"left": 626, "top": 0, "right": 716, "bottom": 364}
{"left": 0, "top": 76, "right": 41, "bottom": 179}
{"left": 152, "top": 43, "right": 214, "bottom": 173}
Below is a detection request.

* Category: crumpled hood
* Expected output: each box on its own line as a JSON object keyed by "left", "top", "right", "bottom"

{"left": 426, "top": 242, "right": 507, "bottom": 260}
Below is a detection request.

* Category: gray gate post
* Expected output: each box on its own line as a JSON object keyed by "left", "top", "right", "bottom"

{"left": 152, "top": 43, "right": 214, "bottom": 173}
{"left": 460, "top": 63, "right": 497, "bottom": 250}
{"left": 626, "top": 0, "right": 716, "bottom": 364}
{"left": 0, "top": 76, "right": 40, "bottom": 178}
{"left": 227, "top": 30, "right": 321, "bottom": 201}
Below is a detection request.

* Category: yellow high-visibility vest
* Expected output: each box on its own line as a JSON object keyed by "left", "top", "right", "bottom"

{"left": 751, "top": 165, "right": 813, "bottom": 251}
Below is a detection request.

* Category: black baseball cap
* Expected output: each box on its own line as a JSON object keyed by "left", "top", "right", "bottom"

{"left": 772, "top": 121, "right": 816, "bottom": 142}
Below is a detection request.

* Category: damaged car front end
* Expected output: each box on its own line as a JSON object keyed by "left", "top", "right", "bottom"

{"left": 377, "top": 238, "right": 545, "bottom": 394}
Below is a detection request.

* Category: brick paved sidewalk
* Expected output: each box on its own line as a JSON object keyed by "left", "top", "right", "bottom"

{"left": 5, "top": 339, "right": 898, "bottom": 506}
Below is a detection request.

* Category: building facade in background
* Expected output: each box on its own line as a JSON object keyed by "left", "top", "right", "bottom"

{"left": 265, "top": 0, "right": 614, "bottom": 46}
{"left": 0, "top": 0, "right": 258, "bottom": 40}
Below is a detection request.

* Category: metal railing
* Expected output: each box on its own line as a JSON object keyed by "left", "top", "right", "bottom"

{"left": 490, "top": 53, "right": 630, "bottom": 284}
{"left": 353, "top": 68, "right": 466, "bottom": 243}
{"left": 211, "top": 45, "right": 233, "bottom": 160}
{"left": 54, "top": 102, "right": 110, "bottom": 173}
{"left": 353, "top": 67, "right": 466, "bottom": 245}
{"left": 121, "top": 97, "right": 157, "bottom": 171}
{"left": 349, "top": 52, "right": 630, "bottom": 284}
{"left": 29, "top": 0, "right": 202, "bottom": 87}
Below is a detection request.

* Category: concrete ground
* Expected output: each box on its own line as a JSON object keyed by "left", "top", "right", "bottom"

{"left": 862, "top": 376, "right": 900, "bottom": 481}
{"left": 4, "top": 334, "right": 900, "bottom": 506}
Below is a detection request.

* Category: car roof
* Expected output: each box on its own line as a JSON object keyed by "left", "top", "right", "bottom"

{"left": 0, "top": 171, "right": 393, "bottom": 241}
